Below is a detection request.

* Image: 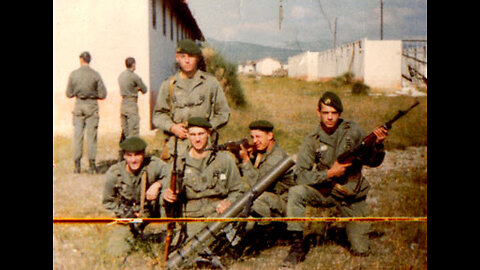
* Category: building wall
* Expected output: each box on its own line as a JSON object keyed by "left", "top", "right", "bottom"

{"left": 54, "top": 0, "right": 150, "bottom": 138}
{"left": 255, "top": 58, "right": 281, "bottom": 76}
{"left": 363, "top": 40, "right": 402, "bottom": 91}
{"left": 54, "top": 0, "right": 201, "bottom": 138}
{"left": 287, "top": 52, "right": 319, "bottom": 81}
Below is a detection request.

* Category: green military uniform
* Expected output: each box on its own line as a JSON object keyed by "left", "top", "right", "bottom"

{"left": 240, "top": 142, "right": 294, "bottom": 218}
{"left": 66, "top": 53, "right": 107, "bottom": 173}
{"left": 102, "top": 137, "right": 171, "bottom": 256}
{"left": 152, "top": 40, "right": 230, "bottom": 159}
{"left": 118, "top": 69, "right": 148, "bottom": 141}
{"left": 287, "top": 119, "right": 385, "bottom": 255}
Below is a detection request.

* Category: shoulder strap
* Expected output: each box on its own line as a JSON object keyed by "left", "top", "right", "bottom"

{"left": 168, "top": 76, "right": 176, "bottom": 111}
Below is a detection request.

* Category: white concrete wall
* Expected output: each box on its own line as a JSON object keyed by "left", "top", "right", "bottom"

{"left": 54, "top": 0, "right": 150, "bottom": 137}
{"left": 363, "top": 40, "right": 402, "bottom": 91}
{"left": 288, "top": 52, "right": 319, "bottom": 81}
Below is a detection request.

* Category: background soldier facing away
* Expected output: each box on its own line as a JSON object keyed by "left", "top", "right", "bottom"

{"left": 118, "top": 57, "right": 148, "bottom": 145}
{"left": 282, "top": 91, "right": 388, "bottom": 267}
{"left": 152, "top": 39, "right": 231, "bottom": 161}
{"left": 102, "top": 136, "right": 171, "bottom": 257}
{"left": 66, "top": 51, "right": 107, "bottom": 174}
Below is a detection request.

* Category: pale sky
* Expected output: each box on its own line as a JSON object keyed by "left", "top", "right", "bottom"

{"left": 187, "top": 0, "right": 427, "bottom": 49}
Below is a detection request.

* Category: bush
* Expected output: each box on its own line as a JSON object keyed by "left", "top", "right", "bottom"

{"left": 351, "top": 81, "right": 370, "bottom": 95}
{"left": 202, "top": 46, "right": 247, "bottom": 107}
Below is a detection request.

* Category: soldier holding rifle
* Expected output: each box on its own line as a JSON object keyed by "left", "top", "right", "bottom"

{"left": 282, "top": 91, "right": 388, "bottom": 267}
{"left": 102, "top": 136, "right": 171, "bottom": 257}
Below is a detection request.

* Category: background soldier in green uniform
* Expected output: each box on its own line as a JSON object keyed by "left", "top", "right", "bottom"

{"left": 102, "top": 136, "right": 171, "bottom": 257}
{"left": 162, "top": 117, "right": 245, "bottom": 238}
{"left": 118, "top": 57, "right": 148, "bottom": 145}
{"left": 66, "top": 51, "right": 107, "bottom": 174}
{"left": 282, "top": 91, "right": 388, "bottom": 267}
{"left": 152, "top": 39, "right": 231, "bottom": 161}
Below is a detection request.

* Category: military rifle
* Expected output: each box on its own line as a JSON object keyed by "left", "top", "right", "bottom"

{"left": 319, "top": 100, "right": 420, "bottom": 196}
{"left": 164, "top": 137, "right": 181, "bottom": 260}
{"left": 166, "top": 156, "right": 295, "bottom": 270}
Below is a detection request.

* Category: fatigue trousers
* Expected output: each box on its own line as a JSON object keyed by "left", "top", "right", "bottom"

{"left": 120, "top": 100, "right": 140, "bottom": 140}
{"left": 286, "top": 184, "right": 371, "bottom": 254}
{"left": 72, "top": 99, "right": 99, "bottom": 161}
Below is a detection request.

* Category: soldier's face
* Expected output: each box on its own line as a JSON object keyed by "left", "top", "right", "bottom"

{"left": 187, "top": 127, "right": 210, "bottom": 151}
{"left": 176, "top": 53, "right": 199, "bottom": 74}
{"left": 123, "top": 151, "right": 145, "bottom": 173}
{"left": 250, "top": 130, "right": 273, "bottom": 151}
{"left": 317, "top": 104, "right": 340, "bottom": 130}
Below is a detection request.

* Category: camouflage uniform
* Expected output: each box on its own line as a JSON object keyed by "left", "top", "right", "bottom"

{"left": 287, "top": 119, "right": 385, "bottom": 255}
{"left": 118, "top": 69, "right": 148, "bottom": 140}
{"left": 239, "top": 142, "right": 295, "bottom": 218}
{"left": 152, "top": 70, "right": 231, "bottom": 158}
{"left": 102, "top": 156, "right": 171, "bottom": 256}
{"left": 66, "top": 65, "right": 107, "bottom": 168}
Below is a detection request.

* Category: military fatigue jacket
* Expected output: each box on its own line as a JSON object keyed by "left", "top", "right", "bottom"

{"left": 103, "top": 156, "right": 171, "bottom": 217}
{"left": 178, "top": 151, "right": 245, "bottom": 218}
{"left": 239, "top": 142, "right": 295, "bottom": 195}
{"left": 295, "top": 119, "right": 385, "bottom": 199}
{"left": 66, "top": 66, "right": 107, "bottom": 100}
{"left": 118, "top": 69, "right": 148, "bottom": 98}
{"left": 152, "top": 70, "right": 230, "bottom": 132}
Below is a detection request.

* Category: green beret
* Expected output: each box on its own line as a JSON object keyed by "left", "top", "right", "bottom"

{"left": 176, "top": 39, "right": 202, "bottom": 55}
{"left": 249, "top": 120, "right": 274, "bottom": 132}
{"left": 187, "top": 117, "right": 212, "bottom": 129}
{"left": 120, "top": 136, "right": 147, "bottom": 152}
{"left": 319, "top": 91, "right": 343, "bottom": 112}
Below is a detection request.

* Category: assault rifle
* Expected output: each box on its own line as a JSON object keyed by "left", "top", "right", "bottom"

{"left": 166, "top": 156, "right": 295, "bottom": 270}
{"left": 320, "top": 100, "right": 420, "bottom": 196}
{"left": 204, "top": 138, "right": 251, "bottom": 153}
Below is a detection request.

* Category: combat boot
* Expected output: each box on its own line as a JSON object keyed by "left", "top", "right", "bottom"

{"left": 282, "top": 231, "right": 306, "bottom": 267}
{"left": 74, "top": 159, "right": 81, "bottom": 174}
{"left": 88, "top": 159, "right": 98, "bottom": 174}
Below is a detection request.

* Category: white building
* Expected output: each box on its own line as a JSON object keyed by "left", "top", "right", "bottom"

{"left": 288, "top": 38, "right": 403, "bottom": 92}
{"left": 53, "top": 0, "right": 203, "bottom": 137}
{"left": 255, "top": 57, "right": 282, "bottom": 76}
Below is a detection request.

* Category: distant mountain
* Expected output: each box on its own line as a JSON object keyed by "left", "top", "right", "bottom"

{"left": 204, "top": 38, "right": 306, "bottom": 64}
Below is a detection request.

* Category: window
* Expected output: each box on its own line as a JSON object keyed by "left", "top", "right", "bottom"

{"left": 151, "top": 0, "right": 156, "bottom": 29}
{"left": 162, "top": 0, "right": 166, "bottom": 36}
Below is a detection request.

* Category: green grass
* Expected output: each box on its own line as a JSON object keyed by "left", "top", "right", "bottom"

{"left": 53, "top": 75, "right": 427, "bottom": 269}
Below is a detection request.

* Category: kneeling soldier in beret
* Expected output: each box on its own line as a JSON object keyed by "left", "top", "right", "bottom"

{"left": 282, "top": 91, "right": 389, "bottom": 267}
{"left": 102, "top": 136, "right": 171, "bottom": 257}
{"left": 162, "top": 117, "right": 245, "bottom": 239}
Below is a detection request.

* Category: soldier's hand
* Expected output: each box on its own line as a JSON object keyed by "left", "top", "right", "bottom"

{"left": 170, "top": 123, "right": 188, "bottom": 139}
{"left": 238, "top": 145, "right": 250, "bottom": 163}
{"left": 373, "top": 126, "right": 388, "bottom": 144}
{"left": 216, "top": 199, "right": 232, "bottom": 214}
{"left": 163, "top": 188, "right": 177, "bottom": 203}
{"left": 146, "top": 182, "right": 162, "bottom": 200}
{"left": 327, "top": 161, "right": 352, "bottom": 178}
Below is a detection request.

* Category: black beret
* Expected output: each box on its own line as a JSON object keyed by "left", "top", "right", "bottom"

{"left": 187, "top": 117, "right": 212, "bottom": 129}
{"left": 249, "top": 120, "right": 274, "bottom": 132}
{"left": 120, "top": 136, "right": 148, "bottom": 152}
{"left": 319, "top": 91, "right": 343, "bottom": 112}
{"left": 176, "top": 39, "right": 202, "bottom": 55}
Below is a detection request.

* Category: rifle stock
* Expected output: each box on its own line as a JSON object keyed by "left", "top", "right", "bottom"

{"left": 164, "top": 137, "right": 179, "bottom": 260}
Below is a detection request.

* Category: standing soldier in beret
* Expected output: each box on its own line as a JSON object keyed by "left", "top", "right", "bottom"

{"left": 118, "top": 57, "right": 148, "bottom": 146}
{"left": 66, "top": 51, "right": 107, "bottom": 174}
{"left": 152, "top": 39, "right": 231, "bottom": 161}
{"left": 282, "top": 91, "right": 389, "bottom": 267}
{"left": 162, "top": 117, "right": 245, "bottom": 239}
{"left": 102, "top": 136, "right": 171, "bottom": 257}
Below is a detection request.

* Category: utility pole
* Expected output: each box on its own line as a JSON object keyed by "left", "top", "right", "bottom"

{"left": 380, "top": 0, "right": 383, "bottom": 40}
{"left": 333, "top": 17, "right": 337, "bottom": 48}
